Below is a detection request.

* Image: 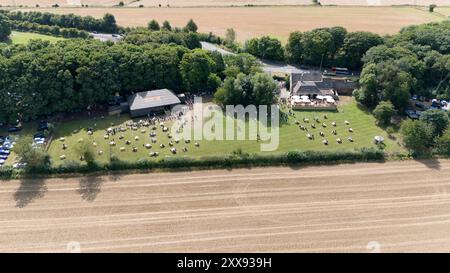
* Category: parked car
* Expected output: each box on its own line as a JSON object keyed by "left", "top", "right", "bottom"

{"left": 0, "top": 155, "right": 8, "bottom": 160}
{"left": 405, "top": 110, "right": 419, "bottom": 119}
{"left": 0, "top": 136, "right": 5, "bottom": 144}
{"left": 415, "top": 102, "right": 428, "bottom": 110}
{"left": 7, "top": 126, "right": 22, "bottom": 133}
{"left": 2, "top": 142, "right": 13, "bottom": 149}
{"left": 0, "top": 149, "right": 10, "bottom": 155}
{"left": 37, "top": 121, "right": 49, "bottom": 131}
{"left": 34, "top": 132, "right": 45, "bottom": 139}
{"left": 0, "top": 159, "right": 5, "bottom": 165}
{"left": 13, "top": 162, "right": 27, "bottom": 169}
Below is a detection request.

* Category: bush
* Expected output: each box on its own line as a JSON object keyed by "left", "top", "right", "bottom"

{"left": 435, "top": 130, "right": 450, "bottom": 156}
{"left": 0, "top": 148, "right": 386, "bottom": 179}
{"left": 420, "top": 109, "right": 449, "bottom": 138}
{"left": 373, "top": 101, "right": 396, "bottom": 126}
{"left": 400, "top": 119, "right": 434, "bottom": 156}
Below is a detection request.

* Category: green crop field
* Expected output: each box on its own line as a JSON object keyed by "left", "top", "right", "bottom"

{"left": 9, "top": 31, "right": 64, "bottom": 44}
{"left": 45, "top": 98, "right": 404, "bottom": 166}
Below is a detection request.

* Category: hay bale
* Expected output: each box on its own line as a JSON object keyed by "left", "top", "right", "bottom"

{"left": 60, "top": 155, "right": 66, "bottom": 160}
{"left": 120, "top": 147, "right": 125, "bottom": 151}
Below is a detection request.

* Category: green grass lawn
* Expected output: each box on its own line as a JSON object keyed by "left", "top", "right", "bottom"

{"left": 46, "top": 98, "right": 404, "bottom": 166}
{"left": 9, "top": 31, "right": 64, "bottom": 45}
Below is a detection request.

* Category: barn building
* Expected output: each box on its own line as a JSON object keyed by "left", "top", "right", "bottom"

{"left": 127, "top": 89, "right": 181, "bottom": 118}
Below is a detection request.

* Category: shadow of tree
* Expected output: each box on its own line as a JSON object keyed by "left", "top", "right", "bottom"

{"left": 415, "top": 158, "right": 441, "bottom": 170}
{"left": 14, "top": 178, "right": 48, "bottom": 208}
{"left": 78, "top": 176, "right": 104, "bottom": 202}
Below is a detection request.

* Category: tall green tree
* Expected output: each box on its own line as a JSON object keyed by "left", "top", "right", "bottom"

{"left": 336, "top": 31, "right": 383, "bottom": 69}
{"left": 285, "top": 31, "right": 303, "bottom": 64}
{"left": 183, "top": 19, "right": 198, "bottom": 33}
{"left": 12, "top": 136, "right": 51, "bottom": 171}
{"left": 148, "top": 20, "right": 160, "bottom": 31}
{"left": 179, "top": 49, "right": 215, "bottom": 93}
{"left": 300, "top": 29, "right": 334, "bottom": 66}
{"left": 400, "top": 119, "right": 434, "bottom": 155}
{"left": 0, "top": 13, "right": 11, "bottom": 41}
{"left": 161, "top": 20, "right": 172, "bottom": 31}
{"left": 420, "top": 109, "right": 449, "bottom": 138}
{"left": 102, "top": 13, "right": 117, "bottom": 33}
{"left": 373, "top": 101, "right": 396, "bottom": 126}
{"left": 245, "top": 36, "right": 284, "bottom": 61}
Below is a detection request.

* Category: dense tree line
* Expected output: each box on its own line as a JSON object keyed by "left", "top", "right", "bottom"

{"left": 6, "top": 11, "right": 119, "bottom": 33}
{"left": 123, "top": 28, "right": 201, "bottom": 49}
{"left": 11, "top": 20, "right": 90, "bottom": 39}
{"left": 355, "top": 21, "right": 450, "bottom": 112}
{"left": 244, "top": 36, "right": 284, "bottom": 61}
{"left": 242, "top": 26, "right": 383, "bottom": 68}
{"left": 286, "top": 27, "right": 383, "bottom": 70}
{"left": 0, "top": 13, "right": 10, "bottom": 41}
{"left": 0, "top": 39, "right": 225, "bottom": 124}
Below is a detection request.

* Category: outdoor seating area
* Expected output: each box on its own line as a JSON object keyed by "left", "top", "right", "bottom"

{"left": 290, "top": 95, "right": 337, "bottom": 110}
{"left": 55, "top": 108, "right": 199, "bottom": 162}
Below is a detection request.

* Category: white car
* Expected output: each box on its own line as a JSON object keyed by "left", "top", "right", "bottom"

{"left": 13, "top": 162, "right": 27, "bottom": 169}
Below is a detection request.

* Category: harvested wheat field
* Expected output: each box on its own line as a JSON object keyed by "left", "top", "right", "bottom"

{"left": 5, "top": 0, "right": 450, "bottom": 7}
{"left": 1, "top": 160, "right": 450, "bottom": 252}
{"left": 20, "top": 6, "right": 445, "bottom": 42}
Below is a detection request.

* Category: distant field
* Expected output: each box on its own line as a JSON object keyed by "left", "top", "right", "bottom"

{"left": 4, "top": 0, "right": 450, "bottom": 7}
{"left": 18, "top": 6, "right": 445, "bottom": 42}
{"left": 9, "top": 31, "right": 64, "bottom": 44}
{"left": 436, "top": 7, "right": 450, "bottom": 16}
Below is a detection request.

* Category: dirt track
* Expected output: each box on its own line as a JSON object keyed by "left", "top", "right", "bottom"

{"left": 1, "top": 160, "right": 450, "bottom": 253}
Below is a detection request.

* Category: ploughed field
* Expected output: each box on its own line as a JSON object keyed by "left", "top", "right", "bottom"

{"left": 18, "top": 6, "right": 445, "bottom": 42}
{"left": 1, "top": 160, "right": 450, "bottom": 252}
{"left": 7, "top": 0, "right": 450, "bottom": 7}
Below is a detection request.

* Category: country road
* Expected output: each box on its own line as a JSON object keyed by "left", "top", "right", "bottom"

{"left": 1, "top": 160, "right": 450, "bottom": 253}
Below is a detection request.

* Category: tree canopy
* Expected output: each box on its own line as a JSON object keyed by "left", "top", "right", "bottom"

{"left": 0, "top": 13, "right": 11, "bottom": 41}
